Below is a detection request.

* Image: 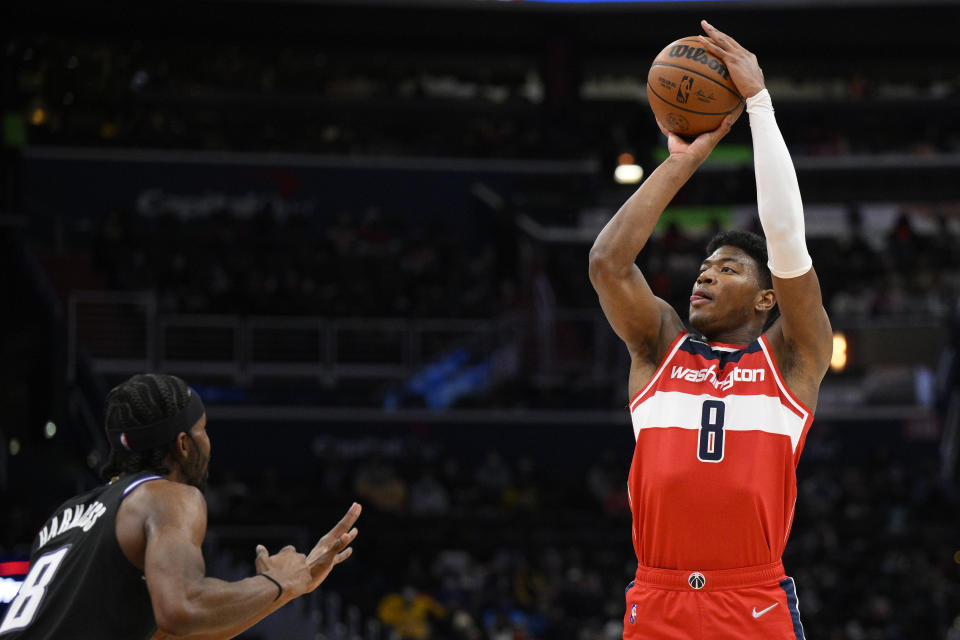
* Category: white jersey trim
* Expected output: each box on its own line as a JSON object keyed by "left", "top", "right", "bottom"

{"left": 631, "top": 390, "right": 807, "bottom": 451}
{"left": 122, "top": 475, "right": 164, "bottom": 497}
{"left": 629, "top": 332, "right": 689, "bottom": 416}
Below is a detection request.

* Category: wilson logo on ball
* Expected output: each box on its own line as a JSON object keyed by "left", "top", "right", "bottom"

{"left": 668, "top": 44, "right": 731, "bottom": 80}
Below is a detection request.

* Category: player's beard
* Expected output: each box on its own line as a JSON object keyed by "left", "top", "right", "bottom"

{"left": 182, "top": 434, "right": 210, "bottom": 491}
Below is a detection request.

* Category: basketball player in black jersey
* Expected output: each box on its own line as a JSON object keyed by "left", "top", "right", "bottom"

{"left": 0, "top": 374, "right": 361, "bottom": 639}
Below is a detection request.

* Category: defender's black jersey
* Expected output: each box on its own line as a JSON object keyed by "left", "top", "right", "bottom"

{"left": 0, "top": 472, "right": 163, "bottom": 639}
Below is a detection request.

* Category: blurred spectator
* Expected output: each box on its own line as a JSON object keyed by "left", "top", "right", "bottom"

{"left": 474, "top": 451, "right": 512, "bottom": 507}
{"left": 89, "top": 207, "right": 499, "bottom": 319}
{"left": 409, "top": 469, "right": 451, "bottom": 516}
{"left": 501, "top": 458, "right": 539, "bottom": 512}
{"left": 377, "top": 586, "right": 447, "bottom": 640}
{"left": 887, "top": 212, "right": 921, "bottom": 272}
{"left": 354, "top": 456, "right": 408, "bottom": 514}
{"left": 204, "top": 470, "right": 250, "bottom": 520}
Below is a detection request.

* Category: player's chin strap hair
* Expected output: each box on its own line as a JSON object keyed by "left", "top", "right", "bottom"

{"left": 106, "top": 387, "right": 205, "bottom": 453}
{"left": 746, "top": 89, "right": 813, "bottom": 279}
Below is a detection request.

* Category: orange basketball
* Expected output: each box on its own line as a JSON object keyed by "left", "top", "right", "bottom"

{"left": 646, "top": 37, "right": 743, "bottom": 136}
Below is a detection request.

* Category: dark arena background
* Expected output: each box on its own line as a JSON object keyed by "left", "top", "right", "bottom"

{"left": 2, "top": 0, "right": 960, "bottom": 638}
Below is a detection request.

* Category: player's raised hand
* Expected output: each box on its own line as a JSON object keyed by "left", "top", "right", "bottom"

{"left": 304, "top": 502, "right": 361, "bottom": 591}
{"left": 698, "top": 20, "right": 765, "bottom": 99}
{"left": 657, "top": 103, "right": 742, "bottom": 163}
{"left": 254, "top": 544, "right": 312, "bottom": 601}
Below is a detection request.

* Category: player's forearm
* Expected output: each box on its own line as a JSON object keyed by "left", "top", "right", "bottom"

{"left": 155, "top": 575, "right": 286, "bottom": 637}
{"left": 748, "top": 89, "right": 812, "bottom": 278}
{"left": 589, "top": 154, "right": 700, "bottom": 271}
{"left": 157, "top": 597, "right": 286, "bottom": 640}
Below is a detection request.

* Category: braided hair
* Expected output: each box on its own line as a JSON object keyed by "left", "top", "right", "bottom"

{"left": 100, "top": 373, "right": 191, "bottom": 480}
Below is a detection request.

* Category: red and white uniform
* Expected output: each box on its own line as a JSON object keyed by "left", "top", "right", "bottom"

{"left": 628, "top": 330, "right": 812, "bottom": 570}
{"left": 622, "top": 331, "right": 811, "bottom": 639}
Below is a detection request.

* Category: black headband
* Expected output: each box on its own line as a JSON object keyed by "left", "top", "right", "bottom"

{"left": 106, "top": 387, "right": 205, "bottom": 453}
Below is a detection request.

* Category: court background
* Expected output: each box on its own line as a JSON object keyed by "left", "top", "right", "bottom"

{"left": 1, "top": 1, "right": 959, "bottom": 638}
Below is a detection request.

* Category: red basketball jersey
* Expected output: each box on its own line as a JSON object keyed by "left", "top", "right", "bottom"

{"left": 627, "top": 331, "right": 813, "bottom": 571}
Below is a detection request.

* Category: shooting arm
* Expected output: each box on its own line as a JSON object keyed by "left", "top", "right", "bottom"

{"left": 589, "top": 154, "right": 702, "bottom": 358}
{"left": 749, "top": 89, "right": 811, "bottom": 279}
{"left": 589, "top": 112, "right": 738, "bottom": 360}
{"left": 748, "top": 89, "right": 832, "bottom": 376}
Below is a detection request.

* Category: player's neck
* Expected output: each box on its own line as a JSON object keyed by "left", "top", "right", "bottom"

{"left": 701, "top": 327, "right": 762, "bottom": 346}
{"left": 162, "top": 455, "right": 190, "bottom": 486}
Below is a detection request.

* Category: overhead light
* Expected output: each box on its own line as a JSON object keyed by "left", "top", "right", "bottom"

{"left": 614, "top": 164, "right": 643, "bottom": 184}
{"left": 43, "top": 421, "right": 57, "bottom": 439}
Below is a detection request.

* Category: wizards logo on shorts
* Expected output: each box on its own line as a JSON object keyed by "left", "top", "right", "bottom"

{"left": 630, "top": 603, "right": 636, "bottom": 624}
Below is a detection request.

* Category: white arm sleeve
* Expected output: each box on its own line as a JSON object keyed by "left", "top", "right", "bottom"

{"left": 747, "top": 89, "right": 813, "bottom": 279}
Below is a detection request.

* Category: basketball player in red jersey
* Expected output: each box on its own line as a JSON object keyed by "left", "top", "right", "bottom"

{"left": 589, "top": 22, "right": 832, "bottom": 640}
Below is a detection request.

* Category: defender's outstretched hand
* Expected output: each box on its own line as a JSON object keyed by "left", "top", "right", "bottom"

{"left": 250, "top": 502, "right": 361, "bottom": 605}
{"left": 254, "top": 544, "right": 312, "bottom": 601}
{"left": 305, "top": 502, "right": 361, "bottom": 590}
{"left": 698, "top": 20, "right": 765, "bottom": 99}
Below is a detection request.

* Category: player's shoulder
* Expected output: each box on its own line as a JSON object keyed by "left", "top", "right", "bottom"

{"left": 132, "top": 481, "right": 208, "bottom": 542}
{"left": 656, "top": 297, "right": 684, "bottom": 331}
{"left": 143, "top": 477, "right": 204, "bottom": 501}
{"left": 127, "top": 477, "right": 206, "bottom": 518}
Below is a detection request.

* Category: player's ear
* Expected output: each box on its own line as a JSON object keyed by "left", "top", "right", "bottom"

{"left": 755, "top": 288, "right": 776, "bottom": 313}
{"left": 174, "top": 432, "right": 191, "bottom": 459}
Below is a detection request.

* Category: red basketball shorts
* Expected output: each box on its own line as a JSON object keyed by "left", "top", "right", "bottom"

{"left": 622, "top": 561, "right": 805, "bottom": 640}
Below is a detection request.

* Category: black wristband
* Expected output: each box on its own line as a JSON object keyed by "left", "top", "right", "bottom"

{"left": 257, "top": 573, "right": 283, "bottom": 601}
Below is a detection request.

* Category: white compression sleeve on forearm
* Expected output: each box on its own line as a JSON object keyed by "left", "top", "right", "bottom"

{"left": 747, "top": 89, "right": 813, "bottom": 279}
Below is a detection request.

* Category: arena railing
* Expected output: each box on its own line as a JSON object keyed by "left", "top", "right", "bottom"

{"left": 67, "top": 290, "right": 946, "bottom": 424}
{"left": 67, "top": 290, "right": 522, "bottom": 385}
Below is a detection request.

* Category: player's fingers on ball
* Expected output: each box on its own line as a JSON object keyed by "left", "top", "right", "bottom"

{"left": 726, "top": 104, "right": 744, "bottom": 124}
{"left": 696, "top": 36, "right": 725, "bottom": 58}
{"left": 700, "top": 20, "right": 727, "bottom": 42}
{"left": 708, "top": 26, "right": 743, "bottom": 53}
